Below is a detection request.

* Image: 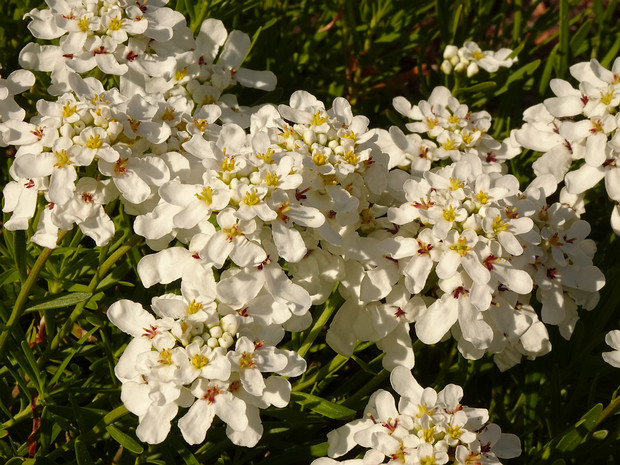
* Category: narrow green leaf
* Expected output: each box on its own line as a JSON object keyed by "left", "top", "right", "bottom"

{"left": 603, "top": 0, "right": 619, "bottom": 23}
{"left": 47, "top": 326, "right": 98, "bottom": 389}
{"left": 454, "top": 81, "right": 497, "bottom": 96}
{"left": 74, "top": 438, "right": 94, "bottom": 465}
{"left": 309, "top": 441, "right": 329, "bottom": 457}
{"left": 556, "top": 426, "right": 585, "bottom": 452}
{"left": 290, "top": 392, "right": 356, "bottom": 420}
{"left": 95, "top": 261, "right": 131, "bottom": 291}
{"left": 496, "top": 59, "right": 540, "bottom": 95}
{"left": 6, "top": 459, "right": 34, "bottom": 465}
{"left": 14, "top": 230, "right": 28, "bottom": 285}
{"left": 0, "top": 269, "right": 20, "bottom": 287}
{"left": 1, "top": 359, "right": 32, "bottom": 403}
{"left": 569, "top": 20, "right": 592, "bottom": 56}
{"left": 539, "top": 44, "right": 559, "bottom": 95}
{"left": 449, "top": 3, "right": 462, "bottom": 43}
{"left": 578, "top": 403, "right": 604, "bottom": 431}
{"left": 106, "top": 424, "right": 144, "bottom": 454}
{"left": 558, "top": 0, "right": 569, "bottom": 76}
{"left": 19, "top": 340, "right": 44, "bottom": 392}
{"left": 25, "top": 292, "right": 91, "bottom": 313}
{"left": 600, "top": 33, "right": 620, "bottom": 68}
{"left": 175, "top": 441, "right": 201, "bottom": 465}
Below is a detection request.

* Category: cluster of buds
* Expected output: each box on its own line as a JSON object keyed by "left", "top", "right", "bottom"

{"left": 441, "top": 42, "right": 517, "bottom": 77}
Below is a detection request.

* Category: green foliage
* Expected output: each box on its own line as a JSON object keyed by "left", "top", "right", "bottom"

{"left": 1, "top": 0, "right": 620, "bottom": 464}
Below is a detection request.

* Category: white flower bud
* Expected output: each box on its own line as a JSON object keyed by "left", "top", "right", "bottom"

{"left": 443, "top": 44, "right": 459, "bottom": 59}
{"left": 454, "top": 61, "right": 468, "bottom": 73}
{"left": 467, "top": 62, "right": 480, "bottom": 77}
{"left": 221, "top": 314, "right": 239, "bottom": 334}
{"left": 210, "top": 326, "right": 223, "bottom": 338}
{"left": 303, "top": 129, "right": 316, "bottom": 145}
{"left": 219, "top": 333, "right": 234, "bottom": 348}
{"left": 440, "top": 60, "right": 453, "bottom": 74}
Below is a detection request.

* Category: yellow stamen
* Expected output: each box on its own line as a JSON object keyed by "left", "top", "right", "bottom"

{"left": 450, "top": 236, "right": 471, "bottom": 256}
{"left": 311, "top": 110, "right": 328, "bottom": 126}
{"left": 62, "top": 101, "right": 77, "bottom": 118}
{"left": 492, "top": 214, "right": 508, "bottom": 233}
{"left": 195, "top": 186, "right": 213, "bottom": 205}
{"left": 187, "top": 299, "right": 203, "bottom": 314}
{"left": 265, "top": 172, "right": 279, "bottom": 186}
{"left": 449, "top": 176, "right": 464, "bottom": 191}
{"left": 108, "top": 16, "right": 122, "bottom": 31}
{"left": 243, "top": 189, "right": 260, "bottom": 206}
{"left": 343, "top": 150, "right": 358, "bottom": 164}
{"left": 54, "top": 150, "right": 70, "bottom": 168}
{"left": 192, "top": 353, "right": 209, "bottom": 369}
{"left": 475, "top": 190, "right": 489, "bottom": 204}
{"left": 443, "top": 205, "right": 456, "bottom": 222}
{"left": 86, "top": 134, "right": 102, "bottom": 149}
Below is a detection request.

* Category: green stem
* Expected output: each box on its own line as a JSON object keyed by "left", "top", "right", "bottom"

{"left": 0, "top": 401, "right": 34, "bottom": 430}
{"left": 0, "top": 230, "right": 69, "bottom": 357}
{"left": 44, "top": 235, "right": 143, "bottom": 358}
{"left": 593, "top": 391, "right": 620, "bottom": 431}
{"left": 292, "top": 354, "right": 349, "bottom": 392}
{"left": 297, "top": 289, "right": 342, "bottom": 359}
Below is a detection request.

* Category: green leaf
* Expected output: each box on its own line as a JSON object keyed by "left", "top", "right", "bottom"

{"left": 558, "top": 0, "right": 569, "bottom": 76}
{"left": 592, "top": 429, "right": 608, "bottom": 440}
{"left": 555, "top": 426, "right": 584, "bottom": 452}
{"left": 600, "top": 32, "right": 620, "bottom": 68}
{"left": 309, "top": 441, "right": 329, "bottom": 457}
{"left": 174, "top": 441, "right": 201, "bottom": 465}
{"left": 95, "top": 261, "right": 132, "bottom": 291}
{"left": 576, "top": 403, "right": 603, "bottom": 432}
{"left": 106, "top": 424, "right": 144, "bottom": 454}
{"left": 6, "top": 459, "right": 34, "bottom": 465}
{"left": 290, "top": 392, "right": 356, "bottom": 420}
{"left": 569, "top": 20, "right": 592, "bottom": 56}
{"left": 19, "top": 340, "right": 44, "bottom": 392}
{"left": 496, "top": 59, "right": 540, "bottom": 96}
{"left": 539, "top": 44, "right": 559, "bottom": 95}
{"left": 449, "top": 3, "right": 463, "bottom": 43}
{"left": 47, "top": 326, "right": 98, "bottom": 389}
{"left": 25, "top": 292, "right": 91, "bottom": 313}
{"left": 454, "top": 81, "right": 497, "bottom": 96}
{"left": 555, "top": 403, "right": 604, "bottom": 452}
{"left": 74, "top": 438, "right": 94, "bottom": 465}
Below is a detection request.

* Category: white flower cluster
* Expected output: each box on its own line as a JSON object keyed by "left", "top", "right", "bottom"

{"left": 386, "top": 86, "right": 521, "bottom": 175}
{"left": 515, "top": 57, "right": 620, "bottom": 233}
{"left": 321, "top": 86, "right": 603, "bottom": 371}
{"left": 441, "top": 42, "right": 517, "bottom": 77}
{"left": 312, "top": 366, "right": 521, "bottom": 465}
{"left": 21, "top": 1, "right": 275, "bottom": 101}
{"left": 107, "top": 274, "right": 305, "bottom": 446}
{"left": 2, "top": 4, "right": 275, "bottom": 247}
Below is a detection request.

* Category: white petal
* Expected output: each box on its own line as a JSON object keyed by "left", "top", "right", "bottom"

{"left": 178, "top": 400, "right": 215, "bottom": 445}
{"left": 415, "top": 297, "right": 458, "bottom": 345}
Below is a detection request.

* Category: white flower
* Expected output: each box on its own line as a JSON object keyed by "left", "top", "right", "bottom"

{"left": 177, "top": 378, "right": 248, "bottom": 445}
{"left": 602, "top": 330, "right": 620, "bottom": 368}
